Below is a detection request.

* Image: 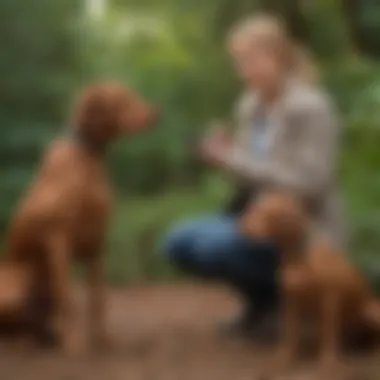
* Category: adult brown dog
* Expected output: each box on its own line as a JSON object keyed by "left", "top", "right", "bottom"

{"left": 2, "top": 82, "right": 158, "bottom": 354}
{"left": 240, "top": 192, "right": 380, "bottom": 369}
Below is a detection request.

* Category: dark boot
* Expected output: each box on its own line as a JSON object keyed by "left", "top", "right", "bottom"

{"left": 219, "top": 282, "right": 279, "bottom": 342}
{"left": 250, "top": 285, "right": 279, "bottom": 343}
{"left": 218, "top": 302, "right": 279, "bottom": 341}
{"left": 218, "top": 303, "right": 262, "bottom": 337}
{"left": 251, "top": 308, "right": 279, "bottom": 344}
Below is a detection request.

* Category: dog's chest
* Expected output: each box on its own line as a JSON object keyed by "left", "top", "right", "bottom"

{"left": 73, "top": 176, "right": 112, "bottom": 251}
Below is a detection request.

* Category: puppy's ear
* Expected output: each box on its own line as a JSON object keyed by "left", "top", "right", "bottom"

{"left": 276, "top": 205, "right": 309, "bottom": 242}
{"left": 73, "top": 88, "right": 114, "bottom": 142}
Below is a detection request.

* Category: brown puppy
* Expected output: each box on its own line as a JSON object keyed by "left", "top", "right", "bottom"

{"left": 2, "top": 82, "right": 158, "bottom": 354}
{"left": 240, "top": 192, "right": 380, "bottom": 368}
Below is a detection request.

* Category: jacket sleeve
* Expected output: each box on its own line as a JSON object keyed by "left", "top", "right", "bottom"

{"left": 221, "top": 93, "right": 340, "bottom": 199}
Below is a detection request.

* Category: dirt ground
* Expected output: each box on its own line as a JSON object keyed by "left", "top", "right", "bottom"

{"left": 0, "top": 282, "right": 378, "bottom": 380}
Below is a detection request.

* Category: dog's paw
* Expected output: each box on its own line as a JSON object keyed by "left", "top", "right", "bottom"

{"left": 61, "top": 331, "right": 86, "bottom": 357}
{"left": 8, "top": 336, "right": 36, "bottom": 354}
{"left": 91, "top": 331, "right": 115, "bottom": 352}
{"left": 273, "top": 347, "right": 296, "bottom": 375}
{"left": 318, "top": 352, "right": 341, "bottom": 377}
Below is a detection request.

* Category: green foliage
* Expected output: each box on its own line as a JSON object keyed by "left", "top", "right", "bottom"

{"left": 323, "top": 60, "right": 380, "bottom": 283}
{"left": 349, "top": 0, "right": 380, "bottom": 58}
{"left": 0, "top": 0, "right": 379, "bottom": 286}
{"left": 106, "top": 175, "right": 232, "bottom": 284}
{"left": 0, "top": 0, "right": 81, "bottom": 230}
{"left": 305, "top": 2, "right": 351, "bottom": 58}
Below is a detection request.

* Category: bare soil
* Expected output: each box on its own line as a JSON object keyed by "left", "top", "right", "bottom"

{"left": 0, "top": 282, "right": 377, "bottom": 380}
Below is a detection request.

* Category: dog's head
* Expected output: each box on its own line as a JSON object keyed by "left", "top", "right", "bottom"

{"left": 240, "top": 191, "right": 308, "bottom": 245}
{"left": 71, "top": 82, "right": 158, "bottom": 145}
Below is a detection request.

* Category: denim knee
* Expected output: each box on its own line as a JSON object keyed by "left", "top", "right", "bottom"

{"left": 161, "top": 224, "right": 195, "bottom": 272}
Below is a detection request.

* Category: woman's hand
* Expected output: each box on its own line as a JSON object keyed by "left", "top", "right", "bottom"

{"left": 199, "top": 126, "right": 231, "bottom": 167}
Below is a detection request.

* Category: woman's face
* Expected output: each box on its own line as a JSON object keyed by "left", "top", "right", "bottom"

{"left": 230, "top": 37, "right": 284, "bottom": 93}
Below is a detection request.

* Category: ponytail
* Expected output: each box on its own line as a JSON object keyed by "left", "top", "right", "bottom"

{"left": 289, "top": 42, "right": 318, "bottom": 84}
{"left": 227, "top": 13, "right": 319, "bottom": 85}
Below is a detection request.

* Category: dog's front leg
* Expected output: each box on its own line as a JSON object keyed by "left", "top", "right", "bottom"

{"left": 319, "top": 291, "right": 341, "bottom": 369}
{"left": 47, "top": 232, "right": 81, "bottom": 355}
{"left": 88, "top": 253, "right": 109, "bottom": 350}
{"left": 275, "top": 267, "right": 303, "bottom": 372}
{"left": 275, "top": 294, "right": 299, "bottom": 371}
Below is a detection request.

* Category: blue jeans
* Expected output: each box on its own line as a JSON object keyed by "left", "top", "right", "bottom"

{"left": 162, "top": 214, "right": 279, "bottom": 311}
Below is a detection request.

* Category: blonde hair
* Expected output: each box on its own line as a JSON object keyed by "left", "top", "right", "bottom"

{"left": 227, "top": 14, "right": 317, "bottom": 84}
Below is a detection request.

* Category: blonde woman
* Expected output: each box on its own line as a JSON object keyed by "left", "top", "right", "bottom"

{"left": 163, "top": 14, "right": 345, "bottom": 339}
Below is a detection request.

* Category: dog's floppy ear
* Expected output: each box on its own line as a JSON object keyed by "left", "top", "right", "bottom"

{"left": 270, "top": 185, "right": 319, "bottom": 218}
{"left": 72, "top": 85, "right": 116, "bottom": 143}
{"left": 276, "top": 206, "right": 308, "bottom": 240}
{"left": 260, "top": 190, "right": 309, "bottom": 242}
{"left": 71, "top": 82, "right": 158, "bottom": 142}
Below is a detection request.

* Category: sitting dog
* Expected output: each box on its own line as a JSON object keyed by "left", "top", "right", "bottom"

{"left": 2, "top": 82, "right": 158, "bottom": 354}
{"left": 240, "top": 191, "right": 380, "bottom": 368}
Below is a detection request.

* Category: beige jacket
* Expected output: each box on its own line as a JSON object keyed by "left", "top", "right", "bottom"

{"left": 222, "top": 79, "right": 347, "bottom": 249}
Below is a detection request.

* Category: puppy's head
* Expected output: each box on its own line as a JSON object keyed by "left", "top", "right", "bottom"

{"left": 72, "top": 82, "right": 158, "bottom": 144}
{"left": 240, "top": 191, "right": 308, "bottom": 245}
